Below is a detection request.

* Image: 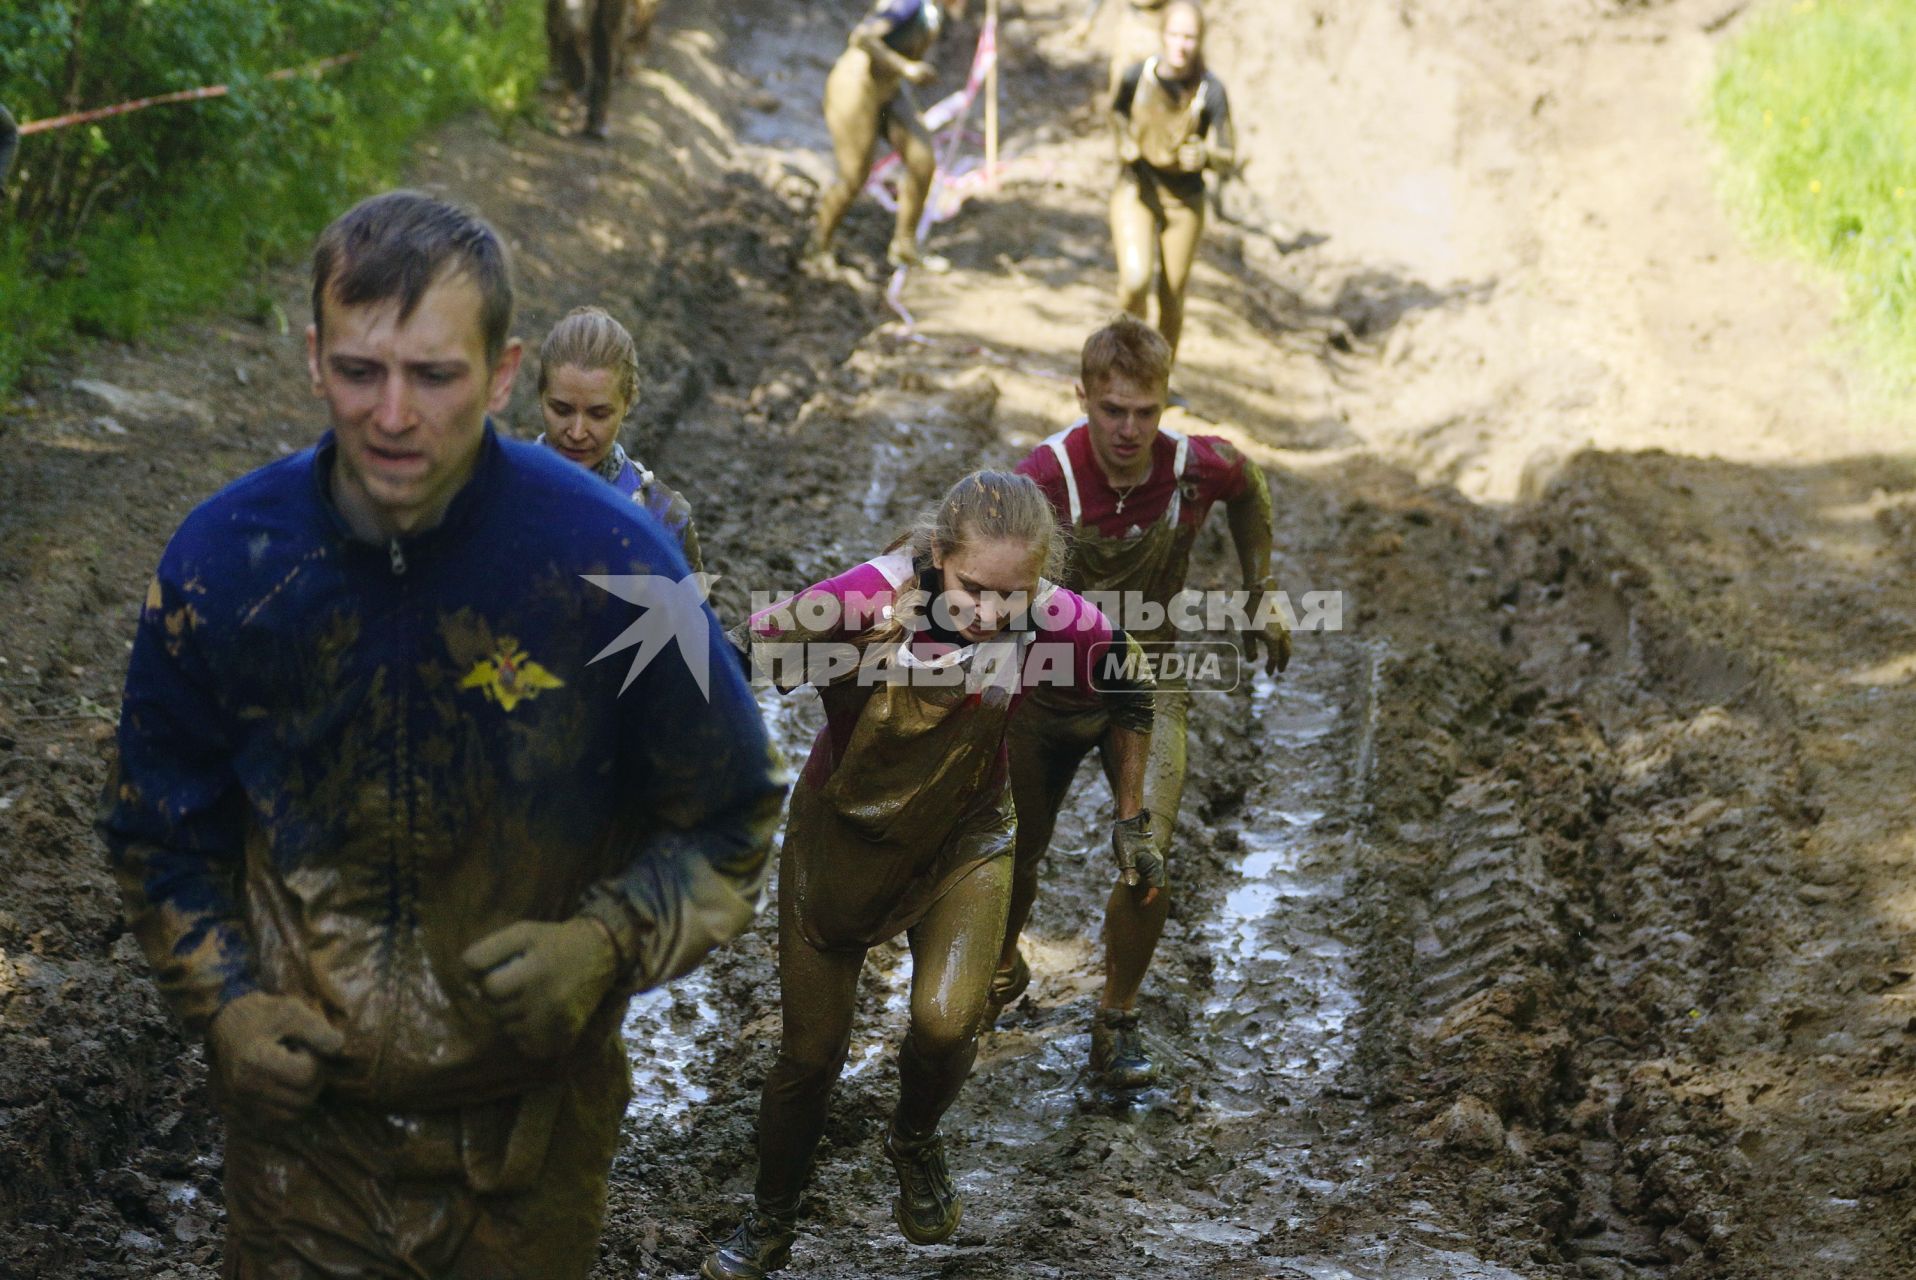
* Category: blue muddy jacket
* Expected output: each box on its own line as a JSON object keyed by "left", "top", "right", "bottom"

{"left": 100, "top": 426, "right": 785, "bottom": 1106}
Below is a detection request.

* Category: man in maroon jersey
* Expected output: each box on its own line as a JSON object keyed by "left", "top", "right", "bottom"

{"left": 999, "top": 313, "right": 1290, "bottom": 1087}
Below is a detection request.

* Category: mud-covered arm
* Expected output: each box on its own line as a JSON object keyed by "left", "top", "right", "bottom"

{"left": 579, "top": 601, "right": 787, "bottom": 994}
{"left": 97, "top": 573, "right": 257, "bottom": 1034}
{"left": 852, "top": 7, "right": 923, "bottom": 81}
{"left": 1225, "top": 458, "right": 1275, "bottom": 589}
{"left": 1105, "top": 724, "right": 1148, "bottom": 821}
{"left": 676, "top": 509, "right": 705, "bottom": 579}
{"left": 1199, "top": 76, "right": 1236, "bottom": 174}
{"left": 1225, "top": 461, "right": 1292, "bottom": 674}
{"left": 1110, "top": 62, "right": 1144, "bottom": 163}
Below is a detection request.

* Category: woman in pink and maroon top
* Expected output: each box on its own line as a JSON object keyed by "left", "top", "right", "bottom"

{"left": 703, "top": 471, "right": 1156, "bottom": 1280}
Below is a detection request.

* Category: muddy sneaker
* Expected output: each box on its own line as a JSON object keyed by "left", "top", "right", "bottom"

{"left": 700, "top": 1208, "right": 797, "bottom": 1280}
{"left": 984, "top": 949, "right": 1030, "bottom": 1025}
{"left": 885, "top": 242, "right": 951, "bottom": 274}
{"left": 883, "top": 1127, "right": 962, "bottom": 1245}
{"left": 1090, "top": 1007, "right": 1158, "bottom": 1089}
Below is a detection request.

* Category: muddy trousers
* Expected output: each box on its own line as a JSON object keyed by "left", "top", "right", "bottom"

{"left": 750, "top": 855, "right": 1011, "bottom": 1216}
{"left": 1111, "top": 166, "right": 1206, "bottom": 361}
{"left": 812, "top": 55, "right": 935, "bottom": 259}
{"left": 220, "top": 1035, "right": 629, "bottom": 1279}
{"left": 1002, "top": 686, "right": 1189, "bottom": 1008}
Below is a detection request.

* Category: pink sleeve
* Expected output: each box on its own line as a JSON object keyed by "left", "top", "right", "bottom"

{"left": 1033, "top": 586, "right": 1117, "bottom": 699}
{"left": 1190, "top": 434, "right": 1249, "bottom": 504}
{"left": 748, "top": 561, "right": 898, "bottom": 643}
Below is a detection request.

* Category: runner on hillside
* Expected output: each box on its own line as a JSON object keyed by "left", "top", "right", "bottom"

{"left": 1108, "top": 0, "right": 1234, "bottom": 367}
{"left": 808, "top": 0, "right": 967, "bottom": 273}
{"left": 994, "top": 314, "right": 1290, "bottom": 1089}
{"left": 535, "top": 304, "right": 703, "bottom": 573}
{"left": 702, "top": 470, "right": 1157, "bottom": 1279}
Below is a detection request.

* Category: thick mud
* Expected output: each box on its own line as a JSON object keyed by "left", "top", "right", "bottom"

{"left": 2, "top": 1, "right": 1913, "bottom": 1277}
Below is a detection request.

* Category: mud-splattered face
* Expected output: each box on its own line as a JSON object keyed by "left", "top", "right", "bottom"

{"left": 933, "top": 536, "right": 1043, "bottom": 643}
{"left": 1161, "top": 3, "right": 1203, "bottom": 77}
{"left": 1077, "top": 372, "right": 1166, "bottom": 485}
{"left": 540, "top": 364, "right": 629, "bottom": 471}
{"left": 307, "top": 271, "right": 523, "bottom": 538}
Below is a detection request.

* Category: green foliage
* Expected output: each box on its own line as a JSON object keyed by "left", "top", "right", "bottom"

{"left": 1711, "top": 0, "right": 1916, "bottom": 371}
{"left": 0, "top": 0, "right": 545, "bottom": 397}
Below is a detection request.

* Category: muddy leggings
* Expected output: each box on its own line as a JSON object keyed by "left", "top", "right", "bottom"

{"left": 1002, "top": 687, "right": 1189, "bottom": 1008}
{"left": 812, "top": 50, "right": 936, "bottom": 259}
{"left": 1111, "top": 164, "right": 1206, "bottom": 361}
{"left": 751, "top": 854, "right": 1011, "bottom": 1217}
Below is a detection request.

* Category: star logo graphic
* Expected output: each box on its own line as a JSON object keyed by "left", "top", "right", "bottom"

{"left": 583, "top": 572, "right": 718, "bottom": 699}
{"left": 459, "top": 639, "right": 566, "bottom": 711}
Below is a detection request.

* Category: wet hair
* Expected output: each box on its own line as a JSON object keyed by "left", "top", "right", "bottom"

{"left": 1080, "top": 313, "right": 1173, "bottom": 398}
{"left": 1160, "top": 0, "right": 1207, "bottom": 77}
{"left": 537, "top": 306, "right": 640, "bottom": 409}
{"left": 310, "top": 189, "right": 514, "bottom": 365}
{"left": 893, "top": 470, "right": 1065, "bottom": 580}
{"left": 1161, "top": 0, "right": 1205, "bottom": 37}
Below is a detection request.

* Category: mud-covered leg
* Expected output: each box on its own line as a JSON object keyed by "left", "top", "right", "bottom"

{"left": 1155, "top": 188, "right": 1206, "bottom": 361}
{"left": 884, "top": 93, "right": 939, "bottom": 267}
{"left": 705, "top": 886, "right": 863, "bottom": 1279}
{"left": 1094, "top": 686, "right": 1189, "bottom": 1086}
{"left": 811, "top": 64, "right": 884, "bottom": 258}
{"left": 582, "top": 0, "right": 627, "bottom": 139}
{"left": 887, "top": 856, "right": 1012, "bottom": 1245}
{"left": 996, "top": 708, "right": 1102, "bottom": 1015}
{"left": 1110, "top": 170, "right": 1161, "bottom": 326}
{"left": 545, "top": 0, "right": 587, "bottom": 94}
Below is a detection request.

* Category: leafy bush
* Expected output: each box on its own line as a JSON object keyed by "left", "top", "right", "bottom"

{"left": 0, "top": 0, "right": 545, "bottom": 395}
{"left": 1711, "top": 0, "right": 1916, "bottom": 371}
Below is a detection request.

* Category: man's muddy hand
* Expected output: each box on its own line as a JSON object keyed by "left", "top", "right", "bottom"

{"left": 1242, "top": 588, "right": 1292, "bottom": 677}
{"left": 1111, "top": 812, "right": 1165, "bottom": 905}
{"left": 462, "top": 917, "right": 618, "bottom": 1060}
{"left": 209, "top": 992, "right": 345, "bottom": 1124}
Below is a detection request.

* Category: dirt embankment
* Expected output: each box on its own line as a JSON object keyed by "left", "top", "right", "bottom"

{"left": 2, "top": 0, "right": 1913, "bottom": 1278}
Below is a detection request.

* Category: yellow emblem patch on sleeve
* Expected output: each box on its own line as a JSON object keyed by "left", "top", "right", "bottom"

{"left": 458, "top": 638, "right": 565, "bottom": 711}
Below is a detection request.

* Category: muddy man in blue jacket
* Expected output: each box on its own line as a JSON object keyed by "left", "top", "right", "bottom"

{"left": 100, "top": 190, "right": 787, "bottom": 1279}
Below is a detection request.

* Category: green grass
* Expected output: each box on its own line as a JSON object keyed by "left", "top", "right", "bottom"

{"left": 0, "top": 0, "right": 546, "bottom": 398}
{"left": 1711, "top": 0, "right": 1916, "bottom": 372}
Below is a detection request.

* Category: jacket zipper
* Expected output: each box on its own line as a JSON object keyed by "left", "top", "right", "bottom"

{"left": 388, "top": 536, "right": 407, "bottom": 576}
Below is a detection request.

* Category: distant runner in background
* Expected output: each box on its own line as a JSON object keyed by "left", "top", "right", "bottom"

{"left": 1108, "top": 0, "right": 1234, "bottom": 368}
{"left": 536, "top": 305, "right": 703, "bottom": 573}
{"left": 545, "top": 0, "right": 662, "bottom": 139}
{"left": 808, "top": 0, "right": 967, "bottom": 273}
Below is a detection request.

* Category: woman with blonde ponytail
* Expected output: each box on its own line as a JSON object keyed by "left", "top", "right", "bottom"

{"left": 701, "top": 470, "right": 1156, "bottom": 1280}
{"left": 535, "top": 305, "right": 703, "bottom": 573}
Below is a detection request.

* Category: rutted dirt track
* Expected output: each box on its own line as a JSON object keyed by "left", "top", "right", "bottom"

{"left": 2, "top": 1, "right": 1914, "bottom": 1277}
